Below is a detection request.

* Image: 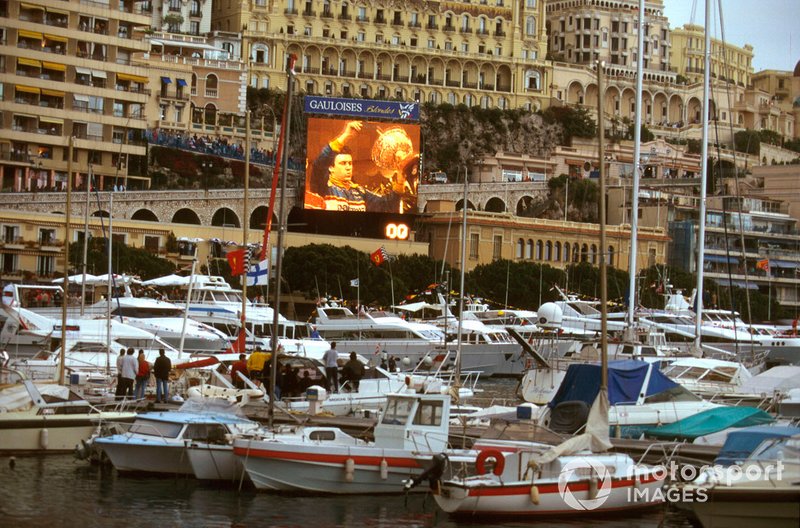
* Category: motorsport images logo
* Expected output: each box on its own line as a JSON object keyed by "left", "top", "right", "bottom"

{"left": 557, "top": 458, "right": 614, "bottom": 511}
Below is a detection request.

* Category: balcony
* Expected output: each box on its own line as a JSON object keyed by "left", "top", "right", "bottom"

{"left": 321, "top": 9, "right": 333, "bottom": 18}
{"left": 427, "top": 23, "right": 438, "bottom": 30}
{"left": 409, "top": 21, "right": 421, "bottom": 28}
{"left": 302, "top": 9, "right": 315, "bottom": 16}
{"left": 374, "top": 16, "right": 386, "bottom": 24}
{"left": 443, "top": 25, "right": 455, "bottom": 33}
{"left": 356, "top": 15, "right": 369, "bottom": 22}
{"left": 285, "top": 8, "right": 298, "bottom": 15}
{"left": 338, "top": 13, "right": 352, "bottom": 20}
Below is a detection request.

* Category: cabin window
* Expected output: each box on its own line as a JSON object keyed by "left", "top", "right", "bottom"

{"left": 184, "top": 423, "right": 229, "bottom": 443}
{"left": 309, "top": 430, "right": 337, "bottom": 441}
{"left": 413, "top": 400, "right": 443, "bottom": 426}
{"left": 128, "top": 420, "right": 183, "bottom": 438}
{"left": 381, "top": 398, "right": 414, "bottom": 425}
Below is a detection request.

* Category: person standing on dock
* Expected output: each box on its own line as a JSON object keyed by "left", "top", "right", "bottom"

{"left": 230, "top": 354, "right": 249, "bottom": 389}
{"left": 134, "top": 350, "right": 150, "bottom": 400}
{"left": 114, "top": 349, "right": 126, "bottom": 399}
{"left": 323, "top": 341, "right": 339, "bottom": 393}
{"left": 153, "top": 349, "right": 171, "bottom": 403}
{"left": 119, "top": 348, "right": 138, "bottom": 399}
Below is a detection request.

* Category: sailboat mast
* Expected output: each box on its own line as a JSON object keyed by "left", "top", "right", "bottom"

{"left": 455, "top": 165, "right": 468, "bottom": 382}
{"left": 59, "top": 136, "right": 73, "bottom": 386}
{"left": 694, "top": 0, "right": 712, "bottom": 350}
{"left": 240, "top": 111, "right": 251, "bottom": 353}
{"left": 626, "top": 0, "right": 645, "bottom": 332}
{"left": 597, "top": 63, "right": 608, "bottom": 390}
{"left": 80, "top": 164, "right": 91, "bottom": 316}
{"left": 106, "top": 193, "right": 112, "bottom": 373}
{"left": 268, "top": 55, "right": 297, "bottom": 428}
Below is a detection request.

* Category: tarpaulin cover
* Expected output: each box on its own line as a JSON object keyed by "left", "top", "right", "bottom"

{"left": 548, "top": 360, "right": 679, "bottom": 408}
{"left": 645, "top": 407, "right": 775, "bottom": 441}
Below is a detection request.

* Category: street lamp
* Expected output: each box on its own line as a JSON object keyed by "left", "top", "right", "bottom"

{"left": 262, "top": 103, "right": 278, "bottom": 155}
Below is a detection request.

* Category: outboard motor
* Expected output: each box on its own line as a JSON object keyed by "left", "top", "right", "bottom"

{"left": 403, "top": 453, "right": 449, "bottom": 491}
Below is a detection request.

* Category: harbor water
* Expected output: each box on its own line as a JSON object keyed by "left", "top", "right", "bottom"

{"left": 0, "top": 380, "right": 696, "bottom": 527}
{"left": 0, "top": 455, "right": 695, "bottom": 528}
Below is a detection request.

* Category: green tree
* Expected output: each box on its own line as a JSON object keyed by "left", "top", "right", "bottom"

{"left": 542, "top": 106, "right": 597, "bottom": 144}
{"left": 70, "top": 239, "right": 176, "bottom": 280}
{"left": 465, "top": 260, "right": 565, "bottom": 309}
{"left": 733, "top": 130, "right": 761, "bottom": 155}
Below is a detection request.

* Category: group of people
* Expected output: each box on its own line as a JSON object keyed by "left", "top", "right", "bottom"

{"left": 115, "top": 348, "right": 172, "bottom": 403}
{"left": 322, "top": 342, "right": 365, "bottom": 393}
{"left": 146, "top": 129, "right": 304, "bottom": 170}
{"left": 228, "top": 349, "right": 318, "bottom": 399}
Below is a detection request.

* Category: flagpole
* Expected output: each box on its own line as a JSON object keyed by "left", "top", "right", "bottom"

{"left": 388, "top": 257, "right": 395, "bottom": 308}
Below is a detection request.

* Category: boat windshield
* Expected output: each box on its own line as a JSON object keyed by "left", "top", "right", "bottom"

{"left": 642, "top": 385, "right": 702, "bottom": 403}
{"left": 381, "top": 398, "right": 414, "bottom": 425}
{"left": 128, "top": 419, "right": 183, "bottom": 438}
{"left": 750, "top": 437, "right": 800, "bottom": 462}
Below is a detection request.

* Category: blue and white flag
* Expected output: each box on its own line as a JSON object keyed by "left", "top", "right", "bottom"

{"left": 350, "top": 278, "right": 360, "bottom": 287}
{"left": 246, "top": 259, "right": 269, "bottom": 286}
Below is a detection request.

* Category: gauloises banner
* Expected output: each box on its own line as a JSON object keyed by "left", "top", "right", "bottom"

{"left": 304, "top": 96, "right": 420, "bottom": 121}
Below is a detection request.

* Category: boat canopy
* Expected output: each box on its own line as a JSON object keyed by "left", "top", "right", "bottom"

{"left": 645, "top": 407, "right": 774, "bottom": 441}
{"left": 548, "top": 360, "right": 678, "bottom": 408}
{"left": 714, "top": 425, "right": 800, "bottom": 466}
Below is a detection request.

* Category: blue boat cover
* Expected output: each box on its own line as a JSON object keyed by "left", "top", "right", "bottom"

{"left": 548, "top": 360, "right": 679, "bottom": 408}
{"left": 715, "top": 425, "right": 800, "bottom": 466}
{"left": 645, "top": 407, "right": 775, "bottom": 441}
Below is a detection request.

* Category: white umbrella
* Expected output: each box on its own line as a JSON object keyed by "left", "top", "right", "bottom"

{"left": 51, "top": 274, "right": 100, "bottom": 285}
{"left": 392, "top": 302, "right": 440, "bottom": 312}
{"left": 93, "top": 273, "right": 142, "bottom": 285}
{"left": 141, "top": 274, "right": 191, "bottom": 287}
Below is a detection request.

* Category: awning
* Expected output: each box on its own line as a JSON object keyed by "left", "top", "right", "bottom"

{"left": 91, "top": 70, "right": 107, "bottom": 79}
{"left": 20, "top": 2, "right": 44, "bottom": 10}
{"left": 117, "top": 73, "right": 149, "bottom": 83}
{"left": 713, "top": 278, "right": 759, "bottom": 290}
{"left": 15, "top": 85, "right": 40, "bottom": 94}
{"left": 42, "top": 61, "right": 66, "bottom": 71}
{"left": 160, "top": 76, "right": 172, "bottom": 84}
{"left": 39, "top": 116, "right": 64, "bottom": 125}
{"left": 41, "top": 89, "right": 65, "bottom": 97}
{"left": 44, "top": 33, "right": 68, "bottom": 43}
{"left": 45, "top": 7, "right": 69, "bottom": 15}
{"left": 73, "top": 94, "right": 89, "bottom": 103}
{"left": 75, "top": 67, "right": 91, "bottom": 76}
{"left": 177, "top": 78, "right": 188, "bottom": 87}
{"left": 17, "top": 57, "right": 41, "bottom": 68}
{"left": 771, "top": 260, "right": 800, "bottom": 269}
{"left": 18, "top": 29, "right": 43, "bottom": 40}
{"left": 704, "top": 254, "right": 739, "bottom": 264}
{"left": 150, "top": 39, "right": 226, "bottom": 52}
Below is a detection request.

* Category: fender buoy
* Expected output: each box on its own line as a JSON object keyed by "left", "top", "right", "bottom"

{"left": 475, "top": 449, "right": 505, "bottom": 476}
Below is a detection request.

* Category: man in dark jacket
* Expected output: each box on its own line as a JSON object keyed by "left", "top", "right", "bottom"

{"left": 341, "top": 351, "right": 365, "bottom": 391}
{"left": 153, "top": 349, "right": 172, "bottom": 403}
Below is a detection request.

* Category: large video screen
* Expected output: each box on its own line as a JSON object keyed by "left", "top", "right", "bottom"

{"left": 304, "top": 117, "right": 420, "bottom": 214}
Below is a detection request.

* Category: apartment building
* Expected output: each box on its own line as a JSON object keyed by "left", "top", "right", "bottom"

{"left": 0, "top": 0, "right": 152, "bottom": 192}
{"left": 213, "top": 0, "right": 552, "bottom": 111}
{"left": 670, "top": 23, "right": 753, "bottom": 88}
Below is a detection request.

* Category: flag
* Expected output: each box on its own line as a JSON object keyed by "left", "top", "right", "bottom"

{"left": 370, "top": 246, "right": 388, "bottom": 266}
{"left": 756, "top": 259, "right": 770, "bottom": 272}
{"left": 350, "top": 278, "right": 360, "bottom": 287}
{"left": 226, "top": 248, "right": 246, "bottom": 276}
{"left": 246, "top": 259, "right": 269, "bottom": 286}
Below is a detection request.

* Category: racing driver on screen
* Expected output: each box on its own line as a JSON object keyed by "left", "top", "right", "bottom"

{"left": 305, "top": 120, "right": 418, "bottom": 213}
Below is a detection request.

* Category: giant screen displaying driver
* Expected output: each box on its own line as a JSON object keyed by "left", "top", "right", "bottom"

{"left": 304, "top": 117, "right": 420, "bottom": 214}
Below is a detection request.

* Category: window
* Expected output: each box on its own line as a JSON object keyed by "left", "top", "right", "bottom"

{"left": 37, "top": 255, "right": 55, "bottom": 276}
{"left": 526, "top": 17, "right": 536, "bottom": 36}
{"left": 535, "top": 240, "right": 543, "bottom": 260}
{"left": 413, "top": 400, "right": 443, "bottom": 426}
{"left": 1, "top": 253, "right": 17, "bottom": 273}
{"left": 469, "top": 233, "right": 479, "bottom": 259}
{"left": 3, "top": 225, "right": 20, "bottom": 244}
{"left": 516, "top": 238, "right": 524, "bottom": 259}
{"left": 493, "top": 235, "right": 502, "bottom": 260}
{"left": 381, "top": 398, "right": 414, "bottom": 425}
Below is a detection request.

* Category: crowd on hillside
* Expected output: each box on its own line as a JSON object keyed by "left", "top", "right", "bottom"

{"left": 146, "top": 129, "right": 304, "bottom": 170}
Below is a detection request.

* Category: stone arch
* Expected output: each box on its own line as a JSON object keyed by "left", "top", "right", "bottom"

{"left": 516, "top": 195, "right": 535, "bottom": 216}
{"left": 496, "top": 64, "right": 512, "bottom": 92}
{"left": 545, "top": 240, "right": 552, "bottom": 261}
{"left": 584, "top": 83, "right": 599, "bottom": 108}
{"left": 554, "top": 241, "right": 562, "bottom": 262}
{"left": 590, "top": 244, "right": 597, "bottom": 264}
{"left": 525, "top": 239, "right": 533, "bottom": 259}
{"left": 535, "top": 240, "right": 543, "bottom": 260}
{"left": 211, "top": 207, "right": 241, "bottom": 228}
{"left": 91, "top": 210, "right": 110, "bottom": 218}
{"left": 455, "top": 199, "right": 476, "bottom": 210}
{"left": 563, "top": 241, "right": 570, "bottom": 262}
{"left": 620, "top": 87, "right": 636, "bottom": 119}
{"left": 605, "top": 85, "right": 620, "bottom": 115}
{"left": 668, "top": 94, "right": 684, "bottom": 123}
{"left": 567, "top": 81, "right": 584, "bottom": 105}
{"left": 250, "top": 206, "right": 276, "bottom": 230}
{"left": 484, "top": 196, "right": 506, "bottom": 213}
{"left": 131, "top": 209, "right": 158, "bottom": 222}
{"left": 652, "top": 92, "right": 669, "bottom": 125}
{"left": 608, "top": 245, "right": 614, "bottom": 267}
{"left": 172, "top": 208, "right": 201, "bottom": 225}
{"left": 687, "top": 97, "right": 702, "bottom": 124}
{"left": 641, "top": 89, "right": 654, "bottom": 123}
{"left": 204, "top": 103, "right": 217, "bottom": 126}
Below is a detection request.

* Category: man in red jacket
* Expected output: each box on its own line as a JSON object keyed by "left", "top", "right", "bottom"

{"left": 230, "top": 354, "right": 249, "bottom": 389}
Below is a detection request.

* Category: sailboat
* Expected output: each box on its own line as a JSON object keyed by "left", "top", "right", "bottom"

{"left": 431, "top": 7, "right": 665, "bottom": 514}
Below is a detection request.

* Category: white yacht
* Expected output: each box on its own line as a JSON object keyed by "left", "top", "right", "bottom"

{"left": 147, "top": 275, "right": 329, "bottom": 357}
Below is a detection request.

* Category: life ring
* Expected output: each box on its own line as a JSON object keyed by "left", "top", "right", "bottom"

{"left": 475, "top": 449, "right": 505, "bottom": 476}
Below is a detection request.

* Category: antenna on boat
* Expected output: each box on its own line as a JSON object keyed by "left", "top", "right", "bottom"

{"left": 239, "top": 110, "right": 251, "bottom": 363}
{"left": 455, "top": 164, "right": 468, "bottom": 387}
{"left": 597, "top": 62, "right": 608, "bottom": 392}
